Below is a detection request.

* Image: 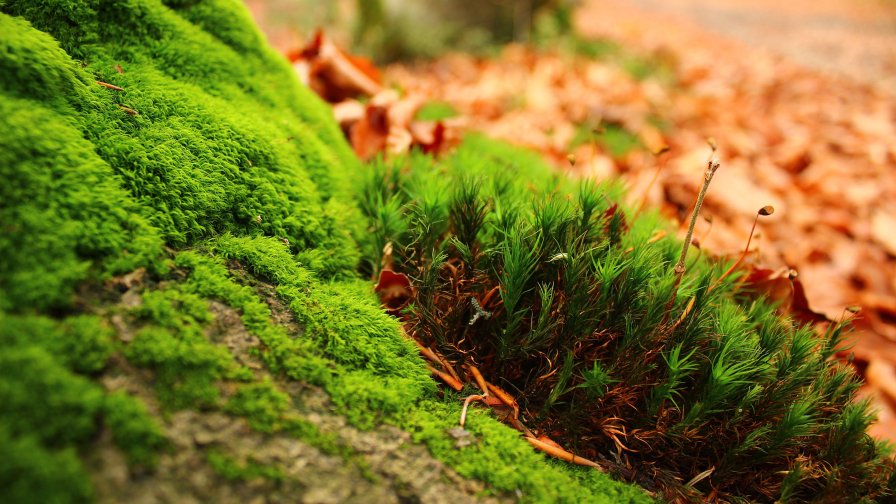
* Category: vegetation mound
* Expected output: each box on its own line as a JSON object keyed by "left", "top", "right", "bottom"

{"left": 360, "top": 137, "right": 896, "bottom": 501}
{"left": 0, "top": 2, "right": 646, "bottom": 502}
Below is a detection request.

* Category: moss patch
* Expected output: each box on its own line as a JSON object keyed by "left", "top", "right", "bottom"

{"left": 0, "top": 1, "right": 752, "bottom": 503}
{"left": 0, "top": 0, "right": 365, "bottom": 499}
{"left": 206, "top": 449, "right": 286, "bottom": 483}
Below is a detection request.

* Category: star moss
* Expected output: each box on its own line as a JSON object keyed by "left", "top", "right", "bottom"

{"left": 358, "top": 135, "right": 896, "bottom": 501}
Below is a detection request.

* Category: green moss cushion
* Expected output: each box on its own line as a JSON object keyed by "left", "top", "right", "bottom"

{"left": 1, "top": 0, "right": 361, "bottom": 314}
{"left": 0, "top": 1, "right": 375, "bottom": 501}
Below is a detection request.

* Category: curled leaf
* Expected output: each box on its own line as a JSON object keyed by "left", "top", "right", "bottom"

{"left": 742, "top": 266, "right": 829, "bottom": 325}
{"left": 375, "top": 269, "right": 413, "bottom": 315}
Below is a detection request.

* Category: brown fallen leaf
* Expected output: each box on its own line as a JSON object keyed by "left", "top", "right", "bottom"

{"left": 375, "top": 269, "right": 413, "bottom": 315}
{"left": 866, "top": 360, "right": 896, "bottom": 408}
{"left": 288, "top": 30, "right": 382, "bottom": 103}
{"left": 350, "top": 102, "right": 390, "bottom": 161}
{"left": 872, "top": 210, "right": 896, "bottom": 257}
{"left": 741, "top": 266, "right": 829, "bottom": 325}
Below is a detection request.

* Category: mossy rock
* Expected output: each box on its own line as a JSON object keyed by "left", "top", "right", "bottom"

{"left": 5, "top": 1, "right": 890, "bottom": 502}
{"left": 0, "top": 1, "right": 650, "bottom": 503}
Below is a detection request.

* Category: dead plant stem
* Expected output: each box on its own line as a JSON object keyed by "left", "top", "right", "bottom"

{"left": 664, "top": 156, "right": 720, "bottom": 322}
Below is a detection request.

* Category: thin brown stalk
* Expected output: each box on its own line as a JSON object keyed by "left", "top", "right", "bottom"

{"left": 663, "top": 152, "right": 720, "bottom": 322}
{"left": 707, "top": 205, "right": 774, "bottom": 294}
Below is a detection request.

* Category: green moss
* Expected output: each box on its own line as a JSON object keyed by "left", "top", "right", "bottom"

{"left": 0, "top": 313, "right": 135, "bottom": 502}
{"left": 125, "top": 325, "right": 231, "bottom": 410}
{"left": 0, "top": 345, "right": 104, "bottom": 446}
{"left": 226, "top": 379, "right": 291, "bottom": 434}
{"left": 206, "top": 449, "right": 285, "bottom": 483}
{"left": 122, "top": 284, "right": 235, "bottom": 409}
{"left": 173, "top": 246, "right": 333, "bottom": 385}
{"left": 0, "top": 314, "right": 115, "bottom": 374}
{"left": 103, "top": 392, "right": 167, "bottom": 469}
{"left": 179, "top": 238, "right": 435, "bottom": 428}
{"left": 1, "top": 0, "right": 362, "bottom": 314}
{"left": 403, "top": 401, "right": 649, "bottom": 503}
{"left": 0, "top": 87, "right": 163, "bottom": 313}
{"left": 0, "top": 427, "right": 93, "bottom": 504}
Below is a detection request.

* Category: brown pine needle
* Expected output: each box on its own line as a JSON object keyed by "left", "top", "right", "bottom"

{"left": 96, "top": 80, "right": 124, "bottom": 91}
{"left": 427, "top": 365, "right": 464, "bottom": 391}
{"left": 467, "top": 364, "right": 489, "bottom": 396}
{"left": 525, "top": 436, "right": 603, "bottom": 469}
{"left": 117, "top": 104, "right": 138, "bottom": 116}
{"left": 486, "top": 382, "right": 520, "bottom": 419}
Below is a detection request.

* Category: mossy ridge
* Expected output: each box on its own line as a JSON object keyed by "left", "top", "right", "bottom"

{"left": 2, "top": 1, "right": 362, "bottom": 501}
{"left": 358, "top": 136, "right": 895, "bottom": 500}
{"left": 1, "top": 0, "right": 361, "bottom": 306}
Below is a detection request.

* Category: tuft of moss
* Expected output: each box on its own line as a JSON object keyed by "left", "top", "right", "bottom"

{"left": 206, "top": 449, "right": 285, "bottom": 483}
{"left": 1, "top": 0, "right": 360, "bottom": 313}
{"left": 103, "top": 392, "right": 167, "bottom": 469}
{"left": 226, "top": 379, "right": 291, "bottom": 434}
{"left": 358, "top": 136, "right": 895, "bottom": 501}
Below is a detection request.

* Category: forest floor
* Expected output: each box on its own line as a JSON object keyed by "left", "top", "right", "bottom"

{"left": 250, "top": 0, "right": 896, "bottom": 443}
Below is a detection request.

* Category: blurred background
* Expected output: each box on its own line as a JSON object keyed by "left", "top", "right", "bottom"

{"left": 245, "top": 0, "right": 896, "bottom": 441}
{"left": 246, "top": 0, "right": 578, "bottom": 62}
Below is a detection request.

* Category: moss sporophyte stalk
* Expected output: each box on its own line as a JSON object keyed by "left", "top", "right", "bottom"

{"left": 0, "top": 1, "right": 893, "bottom": 503}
